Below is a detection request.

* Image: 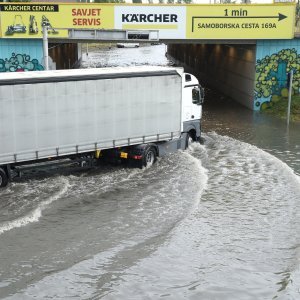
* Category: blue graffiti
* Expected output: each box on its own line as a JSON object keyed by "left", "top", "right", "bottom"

{"left": 0, "top": 53, "right": 44, "bottom": 72}
{"left": 268, "top": 61, "right": 288, "bottom": 95}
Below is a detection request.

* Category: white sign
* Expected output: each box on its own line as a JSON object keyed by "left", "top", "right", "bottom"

{"left": 114, "top": 5, "right": 186, "bottom": 39}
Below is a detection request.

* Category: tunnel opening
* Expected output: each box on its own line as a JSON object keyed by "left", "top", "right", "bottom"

{"left": 48, "top": 43, "right": 79, "bottom": 70}
{"left": 167, "top": 43, "right": 257, "bottom": 111}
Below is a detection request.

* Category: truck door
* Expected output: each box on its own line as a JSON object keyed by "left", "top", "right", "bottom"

{"left": 182, "top": 74, "right": 202, "bottom": 123}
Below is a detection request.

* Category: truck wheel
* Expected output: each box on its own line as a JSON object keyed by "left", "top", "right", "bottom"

{"left": 142, "top": 146, "right": 157, "bottom": 168}
{"left": 0, "top": 168, "right": 8, "bottom": 188}
{"left": 185, "top": 132, "right": 194, "bottom": 149}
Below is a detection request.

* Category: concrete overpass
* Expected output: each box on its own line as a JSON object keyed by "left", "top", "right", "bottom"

{"left": 0, "top": 2, "right": 299, "bottom": 111}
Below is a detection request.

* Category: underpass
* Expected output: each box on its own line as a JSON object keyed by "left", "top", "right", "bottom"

{"left": 0, "top": 2, "right": 298, "bottom": 111}
{"left": 168, "top": 42, "right": 256, "bottom": 110}
{"left": 1, "top": 41, "right": 300, "bottom": 300}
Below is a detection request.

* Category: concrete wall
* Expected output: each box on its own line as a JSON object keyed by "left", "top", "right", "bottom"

{"left": 168, "top": 43, "right": 256, "bottom": 110}
{"left": 0, "top": 39, "right": 44, "bottom": 72}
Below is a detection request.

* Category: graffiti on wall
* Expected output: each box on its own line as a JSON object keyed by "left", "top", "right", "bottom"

{"left": 255, "top": 48, "right": 300, "bottom": 111}
{"left": 0, "top": 53, "right": 44, "bottom": 72}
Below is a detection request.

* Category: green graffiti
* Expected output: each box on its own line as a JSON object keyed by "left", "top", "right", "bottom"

{"left": 0, "top": 53, "right": 44, "bottom": 72}
{"left": 255, "top": 48, "right": 300, "bottom": 111}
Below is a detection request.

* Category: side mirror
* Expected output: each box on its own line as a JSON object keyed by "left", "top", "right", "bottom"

{"left": 192, "top": 87, "right": 204, "bottom": 105}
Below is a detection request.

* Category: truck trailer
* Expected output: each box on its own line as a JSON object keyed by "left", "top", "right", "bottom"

{"left": 0, "top": 66, "right": 204, "bottom": 187}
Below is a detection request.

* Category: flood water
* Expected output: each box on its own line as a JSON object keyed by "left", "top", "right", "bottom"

{"left": 0, "top": 44, "right": 300, "bottom": 299}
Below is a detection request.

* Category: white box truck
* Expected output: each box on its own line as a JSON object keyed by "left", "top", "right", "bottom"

{"left": 0, "top": 66, "right": 204, "bottom": 187}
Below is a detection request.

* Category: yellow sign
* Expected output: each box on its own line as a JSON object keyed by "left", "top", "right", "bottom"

{"left": 0, "top": 3, "right": 297, "bottom": 40}
{"left": 273, "top": 0, "right": 295, "bottom": 2}
{"left": 0, "top": 3, "right": 114, "bottom": 38}
{"left": 186, "top": 4, "right": 296, "bottom": 39}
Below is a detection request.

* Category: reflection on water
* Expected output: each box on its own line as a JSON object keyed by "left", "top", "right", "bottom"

{"left": 1, "top": 43, "right": 300, "bottom": 300}
{"left": 203, "top": 88, "right": 300, "bottom": 176}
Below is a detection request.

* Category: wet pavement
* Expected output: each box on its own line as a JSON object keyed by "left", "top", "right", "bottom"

{"left": 0, "top": 44, "right": 299, "bottom": 300}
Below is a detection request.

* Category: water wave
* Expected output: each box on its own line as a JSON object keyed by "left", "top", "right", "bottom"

{"left": 183, "top": 143, "right": 209, "bottom": 211}
{"left": 208, "top": 132, "right": 300, "bottom": 186}
{"left": 0, "top": 177, "right": 70, "bottom": 235}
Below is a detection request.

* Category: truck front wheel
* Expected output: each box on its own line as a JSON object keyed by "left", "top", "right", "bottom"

{"left": 0, "top": 168, "right": 8, "bottom": 188}
{"left": 185, "top": 132, "right": 195, "bottom": 149}
{"left": 142, "top": 146, "right": 157, "bottom": 168}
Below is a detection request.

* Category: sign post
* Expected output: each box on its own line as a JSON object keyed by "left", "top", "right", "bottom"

{"left": 287, "top": 70, "right": 293, "bottom": 126}
{"left": 42, "top": 23, "right": 49, "bottom": 71}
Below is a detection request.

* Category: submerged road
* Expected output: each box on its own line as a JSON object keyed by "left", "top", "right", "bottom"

{"left": 0, "top": 44, "right": 299, "bottom": 299}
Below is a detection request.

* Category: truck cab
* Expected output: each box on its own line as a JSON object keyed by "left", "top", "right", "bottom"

{"left": 182, "top": 72, "right": 205, "bottom": 142}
